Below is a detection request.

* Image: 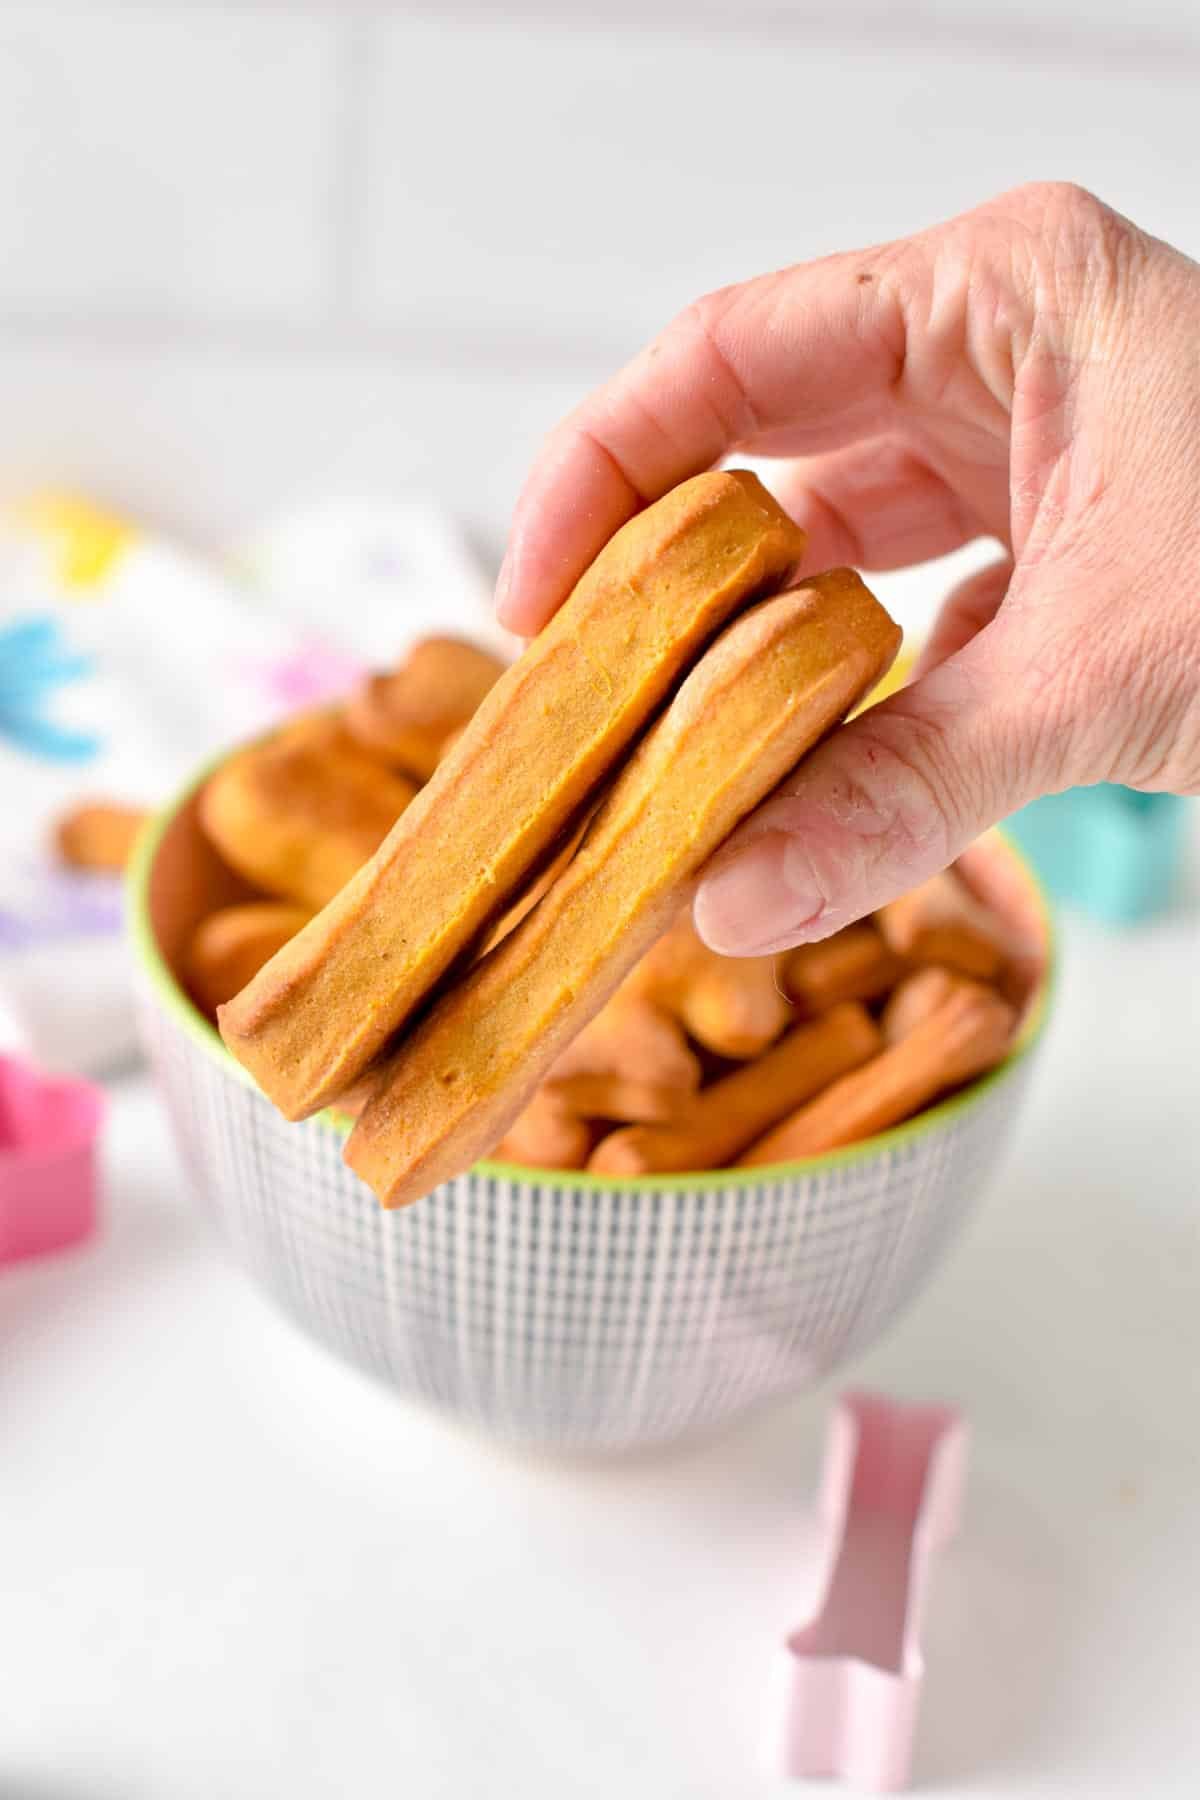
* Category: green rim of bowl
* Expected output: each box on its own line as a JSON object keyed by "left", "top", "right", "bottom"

{"left": 127, "top": 758, "right": 1056, "bottom": 1193}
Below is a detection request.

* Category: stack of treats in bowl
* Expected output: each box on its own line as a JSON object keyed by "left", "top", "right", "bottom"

{"left": 134, "top": 471, "right": 1050, "bottom": 1448}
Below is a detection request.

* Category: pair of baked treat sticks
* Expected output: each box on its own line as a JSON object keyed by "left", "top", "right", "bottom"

{"left": 214, "top": 471, "right": 1014, "bottom": 1207}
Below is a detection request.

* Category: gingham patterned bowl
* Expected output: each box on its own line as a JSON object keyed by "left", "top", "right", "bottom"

{"left": 130, "top": 773, "right": 1052, "bottom": 1453}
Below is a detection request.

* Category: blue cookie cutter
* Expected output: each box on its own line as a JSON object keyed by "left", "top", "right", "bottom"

{"left": 1004, "top": 786, "right": 1190, "bottom": 926}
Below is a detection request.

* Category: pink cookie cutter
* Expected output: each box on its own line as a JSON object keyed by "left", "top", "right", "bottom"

{"left": 0, "top": 1052, "right": 104, "bottom": 1266}
{"left": 765, "top": 1390, "right": 969, "bottom": 1792}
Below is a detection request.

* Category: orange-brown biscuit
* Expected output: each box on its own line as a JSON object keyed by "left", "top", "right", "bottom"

{"left": 479, "top": 815, "right": 593, "bottom": 954}
{"left": 434, "top": 722, "right": 467, "bottom": 766}
{"left": 219, "top": 471, "right": 808, "bottom": 1120}
{"left": 740, "top": 979, "right": 1015, "bottom": 1165}
{"left": 879, "top": 965, "right": 974, "bottom": 1044}
{"left": 198, "top": 725, "right": 417, "bottom": 911}
{"left": 344, "top": 637, "right": 508, "bottom": 779}
{"left": 627, "top": 910, "right": 792, "bottom": 1059}
{"left": 345, "top": 571, "right": 901, "bottom": 1207}
{"left": 492, "top": 1090, "right": 594, "bottom": 1171}
{"left": 588, "top": 1002, "right": 881, "bottom": 1176}
{"left": 185, "top": 902, "right": 312, "bottom": 1018}
{"left": 542, "top": 991, "right": 701, "bottom": 1123}
{"left": 877, "top": 868, "right": 1010, "bottom": 981}
{"left": 781, "top": 922, "right": 904, "bottom": 1014}
{"left": 55, "top": 801, "right": 150, "bottom": 873}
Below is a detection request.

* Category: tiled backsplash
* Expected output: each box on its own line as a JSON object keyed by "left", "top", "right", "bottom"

{"left": 0, "top": 2, "right": 1196, "bottom": 547}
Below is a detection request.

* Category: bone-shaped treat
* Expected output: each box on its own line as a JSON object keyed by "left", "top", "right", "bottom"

{"left": 542, "top": 991, "right": 701, "bottom": 1124}
{"left": 588, "top": 1002, "right": 881, "bottom": 1176}
{"left": 199, "top": 719, "right": 417, "bottom": 910}
{"left": 55, "top": 801, "right": 149, "bottom": 873}
{"left": 628, "top": 911, "right": 792, "bottom": 1058}
{"left": 344, "top": 636, "right": 508, "bottom": 779}
{"left": 782, "top": 922, "right": 904, "bottom": 1014}
{"left": 741, "top": 979, "right": 1015, "bottom": 1165}
{"left": 880, "top": 965, "right": 974, "bottom": 1045}
{"left": 877, "top": 868, "right": 1010, "bottom": 981}
{"left": 185, "top": 902, "right": 312, "bottom": 1018}
{"left": 493, "top": 1089, "right": 595, "bottom": 1170}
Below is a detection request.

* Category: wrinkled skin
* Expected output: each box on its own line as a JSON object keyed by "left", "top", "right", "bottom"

{"left": 495, "top": 183, "right": 1200, "bottom": 954}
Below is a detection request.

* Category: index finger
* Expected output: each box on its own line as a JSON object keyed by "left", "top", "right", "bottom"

{"left": 495, "top": 243, "right": 918, "bottom": 635}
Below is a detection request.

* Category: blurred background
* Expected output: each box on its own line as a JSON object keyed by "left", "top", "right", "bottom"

{"left": 0, "top": 0, "right": 1196, "bottom": 552}
{"left": 2, "top": 7, "right": 1199, "bottom": 1799}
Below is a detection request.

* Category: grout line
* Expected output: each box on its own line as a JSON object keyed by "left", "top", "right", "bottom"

{"left": 326, "top": 10, "right": 373, "bottom": 324}
{"left": 0, "top": 306, "right": 634, "bottom": 372}
{"left": 409, "top": 0, "right": 1200, "bottom": 79}
{"left": 67, "top": 0, "right": 1200, "bottom": 79}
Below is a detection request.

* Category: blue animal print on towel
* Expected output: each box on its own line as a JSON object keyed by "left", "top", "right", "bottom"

{"left": 0, "top": 615, "right": 100, "bottom": 762}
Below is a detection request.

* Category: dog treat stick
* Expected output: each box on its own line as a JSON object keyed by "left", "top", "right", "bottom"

{"left": 435, "top": 723, "right": 467, "bottom": 766}
{"left": 480, "top": 815, "right": 593, "bottom": 954}
{"left": 542, "top": 992, "right": 701, "bottom": 1123}
{"left": 55, "top": 801, "right": 149, "bottom": 873}
{"left": 877, "top": 868, "right": 1010, "bottom": 981}
{"left": 782, "top": 923, "right": 904, "bottom": 1014}
{"left": 346, "top": 571, "right": 900, "bottom": 1206}
{"left": 588, "top": 1002, "right": 881, "bottom": 1176}
{"left": 880, "top": 965, "right": 974, "bottom": 1044}
{"left": 492, "top": 1090, "right": 594, "bottom": 1171}
{"left": 220, "top": 471, "right": 807, "bottom": 1120}
{"left": 740, "top": 980, "right": 1016, "bottom": 1164}
{"left": 185, "top": 902, "right": 313, "bottom": 1018}
{"left": 629, "top": 912, "right": 792, "bottom": 1058}
{"left": 345, "top": 637, "right": 508, "bottom": 779}
{"left": 199, "top": 726, "right": 417, "bottom": 910}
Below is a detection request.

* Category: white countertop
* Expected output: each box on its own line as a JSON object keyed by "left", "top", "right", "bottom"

{"left": 2, "top": 872, "right": 1199, "bottom": 1800}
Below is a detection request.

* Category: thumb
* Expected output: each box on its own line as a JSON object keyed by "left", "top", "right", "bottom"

{"left": 693, "top": 626, "right": 1051, "bottom": 955}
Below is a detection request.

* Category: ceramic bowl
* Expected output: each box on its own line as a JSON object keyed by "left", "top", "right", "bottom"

{"left": 131, "top": 771, "right": 1052, "bottom": 1451}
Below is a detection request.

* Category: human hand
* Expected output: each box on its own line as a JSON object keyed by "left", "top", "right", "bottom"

{"left": 495, "top": 183, "right": 1200, "bottom": 953}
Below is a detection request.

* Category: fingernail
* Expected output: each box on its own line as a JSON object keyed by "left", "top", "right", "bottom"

{"left": 694, "top": 831, "right": 826, "bottom": 955}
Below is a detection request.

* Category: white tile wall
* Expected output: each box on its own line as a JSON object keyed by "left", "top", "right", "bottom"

{"left": 0, "top": 3, "right": 1196, "bottom": 543}
{"left": 358, "top": 16, "right": 1200, "bottom": 349}
{"left": 0, "top": 333, "right": 599, "bottom": 550}
{"left": 0, "top": 6, "right": 341, "bottom": 324}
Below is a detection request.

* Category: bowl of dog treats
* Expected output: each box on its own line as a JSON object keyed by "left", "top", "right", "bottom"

{"left": 132, "top": 472, "right": 1052, "bottom": 1451}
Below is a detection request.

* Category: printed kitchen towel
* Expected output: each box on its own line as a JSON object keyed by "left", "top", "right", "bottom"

{"left": 0, "top": 491, "right": 503, "bottom": 1073}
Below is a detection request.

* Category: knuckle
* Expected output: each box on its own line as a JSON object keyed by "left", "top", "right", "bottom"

{"left": 1003, "top": 179, "right": 1109, "bottom": 230}
{"left": 1001, "top": 181, "right": 1146, "bottom": 320}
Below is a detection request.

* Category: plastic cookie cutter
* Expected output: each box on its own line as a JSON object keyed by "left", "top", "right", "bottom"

{"left": 0, "top": 1052, "right": 105, "bottom": 1266}
{"left": 765, "top": 1390, "right": 969, "bottom": 1793}
{"left": 1004, "top": 785, "right": 1190, "bottom": 926}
